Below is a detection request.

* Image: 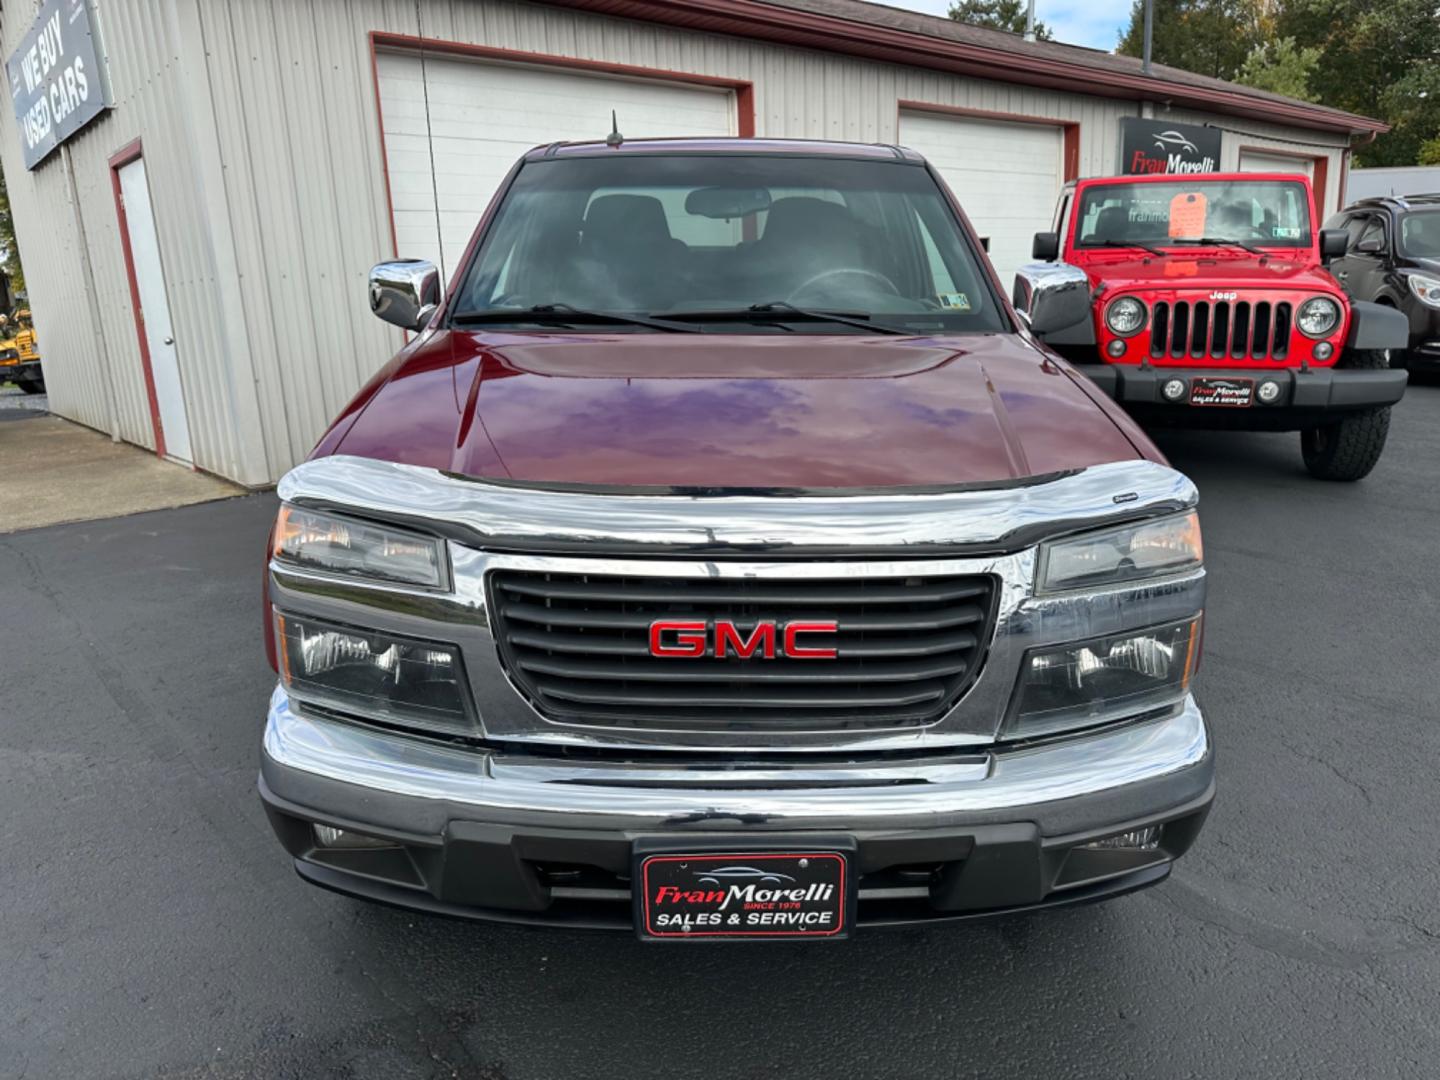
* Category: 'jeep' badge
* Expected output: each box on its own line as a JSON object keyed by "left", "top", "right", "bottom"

{"left": 1210, "top": 291, "right": 1238, "bottom": 301}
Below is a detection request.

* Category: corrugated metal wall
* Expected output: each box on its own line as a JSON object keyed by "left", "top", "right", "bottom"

{"left": 0, "top": 0, "right": 1355, "bottom": 485}
{"left": 0, "top": 0, "right": 271, "bottom": 482}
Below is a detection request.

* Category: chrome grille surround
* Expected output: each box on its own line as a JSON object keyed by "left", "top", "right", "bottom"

{"left": 271, "top": 454, "right": 1204, "bottom": 752}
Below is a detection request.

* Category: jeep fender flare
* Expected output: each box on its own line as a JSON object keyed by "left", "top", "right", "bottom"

{"left": 1345, "top": 300, "right": 1410, "bottom": 351}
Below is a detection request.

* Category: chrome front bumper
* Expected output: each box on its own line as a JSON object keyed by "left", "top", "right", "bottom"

{"left": 263, "top": 685, "right": 1209, "bottom": 834}
{"left": 260, "top": 687, "right": 1214, "bottom": 926}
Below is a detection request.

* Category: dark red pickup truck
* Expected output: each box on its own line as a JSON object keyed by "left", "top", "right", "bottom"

{"left": 260, "top": 138, "right": 1213, "bottom": 939}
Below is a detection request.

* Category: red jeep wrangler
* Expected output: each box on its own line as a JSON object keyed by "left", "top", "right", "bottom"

{"left": 1015, "top": 173, "right": 1410, "bottom": 480}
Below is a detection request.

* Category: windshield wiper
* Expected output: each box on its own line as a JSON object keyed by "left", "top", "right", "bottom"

{"left": 451, "top": 303, "right": 703, "bottom": 333}
{"left": 658, "top": 301, "right": 913, "bottom": 336}
{"left": 1174, "top": 237, "right": 1269, "bottom": 257}
{"left": 1098, "top": 238, "right": 1167, "bottom": 257}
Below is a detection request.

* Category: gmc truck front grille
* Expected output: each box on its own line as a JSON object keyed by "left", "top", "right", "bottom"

{"left": 1150, "top": 299, "right": 1292, "bottom": 361}
{"left": 487, "top": 569, "right": 998, "bottom": 731}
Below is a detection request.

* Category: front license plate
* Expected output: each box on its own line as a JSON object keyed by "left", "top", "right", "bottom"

{"left": 636, "top": 851, "right": 850, "bottom": 940}
{"left": 1190, "top": 377, "right": 1255, "bottom": 407}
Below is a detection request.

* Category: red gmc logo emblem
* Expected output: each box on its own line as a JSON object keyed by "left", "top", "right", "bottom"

{"left": 648, "top": 619, "right": 839, "bottom": 659}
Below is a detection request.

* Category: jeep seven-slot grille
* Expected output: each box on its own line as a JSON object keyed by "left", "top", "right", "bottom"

{"left": 1150, "top": 300, "right": 1292, "bottom": 361}
{"left": 487, "top": 569, "right": 998, "bottom": 731}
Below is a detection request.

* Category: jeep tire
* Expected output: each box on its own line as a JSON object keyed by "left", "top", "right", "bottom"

{"left": 1300, "top": 349, "right": 1391, "bottom": 481}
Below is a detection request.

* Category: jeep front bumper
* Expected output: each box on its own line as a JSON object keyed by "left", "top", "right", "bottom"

{"left": 1075, "top": 363, "right": 1408, "bottom": 413}
{"left": 260, "top": 686, "right": 1214, "bottom": 929}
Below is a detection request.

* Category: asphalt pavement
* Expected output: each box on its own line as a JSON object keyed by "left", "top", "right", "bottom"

{"left": 2, "top": 382, "right": 1439, "bottom": 1079}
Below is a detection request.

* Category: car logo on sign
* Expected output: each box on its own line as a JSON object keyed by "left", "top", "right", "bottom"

{"left": 1210, "top": 291, "right": 1238, "bottom": 301}
{"left": 1153, "top": 130, "right": 1200, "bottom": 154}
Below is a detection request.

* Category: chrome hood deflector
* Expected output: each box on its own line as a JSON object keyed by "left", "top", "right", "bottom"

{"left": 278, "top": 454, "right": 1196, "bottom": 556}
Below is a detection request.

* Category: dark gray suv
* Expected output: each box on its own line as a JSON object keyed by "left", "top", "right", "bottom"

{"left": 1326, "top": 194, "right": 1440, "bottom": 372}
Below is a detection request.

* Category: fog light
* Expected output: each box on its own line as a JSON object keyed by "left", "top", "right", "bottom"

{"left": 1081, "top": 826, "right": 1161, "bottom": 851}
{"left": 1162, "top": 378, "right": 1186, "bottom": 402}
{"left": 314, "top": 824, "right": 394, "bottom": 849}
{"left": 1106, "top": 339, "right": 1127, "bottom": 358}
{"left": 1257, "top": 380, "right": 1281, "bottom": 403}
{"left": 1313, "top": 341, "right": 1334, "bottom": 361}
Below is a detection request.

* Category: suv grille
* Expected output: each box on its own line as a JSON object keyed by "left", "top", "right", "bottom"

{"left": 487, "top": 569, "right": 998, "bottom": 731}
{"left": 1150, "top": 299, "right": 1292, "bottom": 361}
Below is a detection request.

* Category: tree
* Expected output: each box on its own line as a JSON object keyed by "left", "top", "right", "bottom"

{"left": 0, "top": 160, "right": 23, "bottom": 297}
{"left": 948, "top": 0, "right": 1052, "bottom": 40}
{"left": 1275, "top": 0, "right": 1440, "bottom": 166}
{"left": 1117, "top": 0, "right": 1262, "bottom": 81}
{"left": 1235, "top": 36, "right": 1320, "bottom": 101}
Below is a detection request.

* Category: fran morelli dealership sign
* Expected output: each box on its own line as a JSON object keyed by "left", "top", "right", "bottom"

{"left": 6, "top": 0, "right": 108, "bottom": 170}
{"left": 1120, "top": 117, "right": 1221, "bottom": 175}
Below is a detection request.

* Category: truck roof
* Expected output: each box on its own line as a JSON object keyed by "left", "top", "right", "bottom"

{"left": 526, "top": 136, "right": 926, "bottom": 163}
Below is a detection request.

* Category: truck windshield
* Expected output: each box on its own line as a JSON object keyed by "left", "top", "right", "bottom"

{"left": 453, "top": 154, "right": 1006, "bottom": 333}
{"left": 1074, "top": 179, "right": 1312, "bottom": 251}
{"left": 1400, "top": 211, "right": 1440, "bottom": 257}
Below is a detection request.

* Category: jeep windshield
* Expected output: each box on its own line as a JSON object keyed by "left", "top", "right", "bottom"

{"left": 452, "top": 153, "right": 1006, "bottom": 334}
{"left": 1075, "top": 179, "right": 1313, "bottom": 252}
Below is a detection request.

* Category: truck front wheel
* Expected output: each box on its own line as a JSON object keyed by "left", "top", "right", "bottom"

{"left": 1299, "top": 349, "right": 1391, "bottom": 481}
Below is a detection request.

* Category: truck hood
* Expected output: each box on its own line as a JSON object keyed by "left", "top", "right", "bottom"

{"left": 1083, "top": 253, "right": 1340, "bottom": 294}
{"left": 332, "top": 331, "right": 1147, "bottom": 489}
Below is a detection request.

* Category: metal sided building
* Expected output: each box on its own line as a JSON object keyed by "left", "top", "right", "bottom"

{"left": 0, "top": 0, "right": 1386, "bottom": 486}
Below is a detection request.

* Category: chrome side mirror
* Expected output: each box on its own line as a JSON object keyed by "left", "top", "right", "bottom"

{"left": 1014, "top": 261, "right": 1091, "bottom": 336}
{"left": 369, "top": 259, "right": 440, "bottom": 332}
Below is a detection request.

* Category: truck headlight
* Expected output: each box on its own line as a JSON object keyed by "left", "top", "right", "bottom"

{"left": 1006, "top": 618, "right": 1201, "bottom": 739}
{"left": 276, "top": 613, "right": 474, "bottom": 734}
{"left": 1297, "top": 296, "right": 1340, "bottom": 337}
{"left": 1407, "top": 273, "right": 1440, "bottom": 310}
{"left": 1037, "top": 512, "right": 1202, "bottom": 594}
{"left": 1105, "top": 297, "right": 1147, "bottom": 336}
{"left": 273, "top": 506, "right": 444, "bottom": 588}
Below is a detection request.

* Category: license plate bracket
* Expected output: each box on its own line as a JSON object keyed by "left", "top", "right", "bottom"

{"left": 634, "top": 839, "right": 854, "bottom": 941}
{"left": 1189, "top": 376, "right": 1255, "bottom": 407}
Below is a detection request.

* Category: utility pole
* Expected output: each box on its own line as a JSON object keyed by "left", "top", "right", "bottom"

{"left": 1143, "top": 0, "right": 1154, "bottom": 74}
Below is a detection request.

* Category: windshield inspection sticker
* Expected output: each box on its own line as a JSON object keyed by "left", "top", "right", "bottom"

{"left": 938, "top": 292, "right": 972, "bottom": 311}
{"left": 1168, "top": 192, "right": 1208, "bottom": 239}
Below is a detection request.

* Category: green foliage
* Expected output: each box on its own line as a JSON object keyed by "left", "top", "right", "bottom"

{"left": 1421, "top": 138, "right": 1440, "bottom": 167}
{"left": 1117, "top": 0, "right": 1262, "bottom": 80}
{"left": 1235, "top": 37, "right": 1321, "bottom": 101}
{"left": 0, "top": 159, "right": 23, "bottom": 297}
{"left": 1117, "top": 0, "right": 1440, "bottom": 166}
{"left": 948, "top": 0, "right": 1052, "bottom": 40}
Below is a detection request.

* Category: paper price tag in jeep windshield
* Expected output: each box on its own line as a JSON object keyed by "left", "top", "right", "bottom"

{"left": 638, "top": 852, "right": 849, "bottom": 940}
{"left": 1168, "top": 192, "right": 1208, "bottom": 239}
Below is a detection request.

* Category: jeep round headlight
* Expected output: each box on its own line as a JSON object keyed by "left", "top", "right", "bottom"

{"left": 1407, "top": 273, "right": 1440, "bottom": 310}
{"left": 1297, "top": 296, "right": 1340, "bottom": 338}
{"left": 1105, "top": 297, "right": 1147, "bottom": 336}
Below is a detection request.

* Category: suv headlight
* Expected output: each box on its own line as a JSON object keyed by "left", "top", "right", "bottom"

{"left": 1006, "top": 618, "right": 1201, "bottom": 739}
{"left": 1297, "top": 296, "right": 1340, "bottom": 337}
{"left": 273, "top": 505, "right": 445, "bottom": 588}
{"left": 1037, "top": 511, "right": 1202, "bottom": 594}
{"left": 1407, "top": 273, "right": 1440, "bottom": 310}
{"left": 1105, "top": 297, "right": 1147, "bottom": 336}
{"left": 276, "top": 613, "right": 475, "bottom": 734}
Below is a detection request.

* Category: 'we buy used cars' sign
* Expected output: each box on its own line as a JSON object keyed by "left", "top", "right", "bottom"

{"left": 6, "top": 0, "right": 108, "bottom": 170}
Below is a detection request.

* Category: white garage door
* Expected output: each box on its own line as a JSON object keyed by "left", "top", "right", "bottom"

{"left": 376, "top": 52, "right": 736, "bottom": 278}
{"left": 899, "top": 110, "right": 1062, "bottom": 286}
{"left": 1238, "top": 150, "right": 1314, "bottom": 179}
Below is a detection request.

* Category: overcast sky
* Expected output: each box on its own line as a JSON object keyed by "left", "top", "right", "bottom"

{"left": 887, "top": 1, "right": 1135, "bottom": 52}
